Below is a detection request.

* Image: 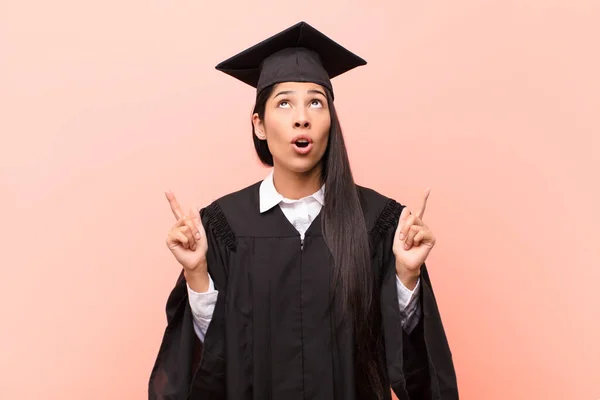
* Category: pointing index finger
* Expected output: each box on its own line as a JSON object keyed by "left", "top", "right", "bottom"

{"left": 417, "top": 188, "right": 431, "bottom": 220}
{"left": 165, "top": 191, "right": 184, "bottom": 220}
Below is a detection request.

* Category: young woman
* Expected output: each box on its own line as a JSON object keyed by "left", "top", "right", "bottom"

{"left": 149, "top": 22, "right": 458, "bottom": 400}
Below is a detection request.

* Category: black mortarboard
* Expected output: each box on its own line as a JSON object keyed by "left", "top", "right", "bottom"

{"left": 215, "top": 21, "right": 366, "bottom": 99}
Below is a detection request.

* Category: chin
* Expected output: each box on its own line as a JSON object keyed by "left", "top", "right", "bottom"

{"left": 291, "top": 161, "right": 320, "bottom": 174}
{"left": 278, "top": 157, "right": 322, "bottom": 175}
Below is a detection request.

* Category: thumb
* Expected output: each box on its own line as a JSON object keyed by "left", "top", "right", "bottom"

{"left": 189, "top": 206, "right": 201, "bottom": 227}
{"left": 395, "top": 206, "right": 410, "bottom": 239}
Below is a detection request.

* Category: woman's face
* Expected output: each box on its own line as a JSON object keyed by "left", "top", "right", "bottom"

{"left": 253, "top": 82, "right": 331, "bottom": 175}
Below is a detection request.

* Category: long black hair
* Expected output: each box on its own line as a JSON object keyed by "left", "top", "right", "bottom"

{"left": 251, "top": 85, "right": 384, "bottom": 399}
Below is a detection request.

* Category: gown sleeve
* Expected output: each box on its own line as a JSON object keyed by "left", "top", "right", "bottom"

{"left": 373, "top": 199, "right": 459, "bottom": 400}
{"left": 148, "top": 202, "right": 233, "bottom": 400}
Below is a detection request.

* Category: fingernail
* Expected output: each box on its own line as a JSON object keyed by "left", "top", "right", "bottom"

{"left": 195, "top": 233, "right": 201, "bottom": 239}
{"left": 399, "top": 233, "right": 405, "bottom": 240}
{"left": 405, "top": 243, "right": 410, "bottom": 250}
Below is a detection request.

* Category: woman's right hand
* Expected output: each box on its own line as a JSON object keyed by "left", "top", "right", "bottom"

{"left": 164, "top": 191, "right": 208, "bottom": 273}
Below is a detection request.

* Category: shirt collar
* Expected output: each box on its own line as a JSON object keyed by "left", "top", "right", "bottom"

{"left": 259, "top": 170, "right": 325, "bottom": 213}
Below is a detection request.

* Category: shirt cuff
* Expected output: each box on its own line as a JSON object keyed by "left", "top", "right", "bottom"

{"left": 396, "top": 275, "right": 421, "bottom": 310}
{"left": 186, "top": 274, "right": 219, "bottom": 320}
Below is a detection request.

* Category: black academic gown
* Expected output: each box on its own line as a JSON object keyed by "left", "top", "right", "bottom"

{"left": 148, "top": 182, "right": 458, "bottom": 400}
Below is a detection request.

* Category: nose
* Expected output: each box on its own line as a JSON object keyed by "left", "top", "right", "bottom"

{"left": 294, "top": 113, "right": 311, "bottom": 129}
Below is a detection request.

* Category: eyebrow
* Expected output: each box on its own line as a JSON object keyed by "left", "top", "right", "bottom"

{"left": 274, "top": 89, "right": 327, "bottom": 98}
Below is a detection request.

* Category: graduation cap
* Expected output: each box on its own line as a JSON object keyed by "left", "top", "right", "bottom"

{"left": 215, "top": 21, "right": 366, "bottom": 99}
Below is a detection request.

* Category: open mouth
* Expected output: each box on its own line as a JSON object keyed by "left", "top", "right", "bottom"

{"left": 292, "top": 136, "right": 313, "bottom": 154}
{"left": 294, "top": 139, "right": 310, "bottom": 148}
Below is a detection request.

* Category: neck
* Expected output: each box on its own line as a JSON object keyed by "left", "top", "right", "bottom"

{"left": 272, "top": 164, "right": 323, "bottom": 200}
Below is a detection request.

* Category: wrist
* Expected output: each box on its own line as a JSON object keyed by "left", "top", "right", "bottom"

{"left": 184, "top": 261, "right": 209, "bottom": 292}
{"left": 396, "top": 264, "right": 420, "bottom": 290}
{"left": 192, "top": 258, "right": 207, "bottom": 272}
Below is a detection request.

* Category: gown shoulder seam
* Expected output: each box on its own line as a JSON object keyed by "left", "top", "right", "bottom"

{"left": 369, "top": 198, "right": 403, "bottom": 249}
{"left": 203, "top": 202, "right": 237, "bottom": 251}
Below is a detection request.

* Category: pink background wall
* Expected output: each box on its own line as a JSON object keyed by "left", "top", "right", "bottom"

{"left": 1, "top": 1, "right": 599, "bottom": 399}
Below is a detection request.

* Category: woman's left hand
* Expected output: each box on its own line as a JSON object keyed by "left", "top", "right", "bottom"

{"left": 393, "top": 189, "right": 436, "bottom": 279}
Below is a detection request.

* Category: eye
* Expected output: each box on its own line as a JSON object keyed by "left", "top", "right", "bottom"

{"left": 310, "top": 99, "right": 323, "bottom": 108}
{"left": 278, "top": 100, "right": 291, "bottom": 108}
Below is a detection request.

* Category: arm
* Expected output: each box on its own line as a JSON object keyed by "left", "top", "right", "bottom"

{"left": 396, "top": 275, "right": 421, "bottom": 334}
{"left": 186, "top": 273, "right": 219, "bottom": 342}
{"left": 149, "top": 202, "right": 230, "bottom": 399}
{"left": 375, "top": 199, "right": 458, "bottom": 400}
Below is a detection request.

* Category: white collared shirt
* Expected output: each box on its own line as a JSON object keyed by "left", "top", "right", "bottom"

{"left": 259, "top": 171, "right": 325, "bottom": 241}
{"left": 187, "top": 171, "right": 421, "bottom": 341}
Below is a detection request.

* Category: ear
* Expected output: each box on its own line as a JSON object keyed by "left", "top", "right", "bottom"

{"left": 252, "top": 113, "right": 266, "bottom": 140}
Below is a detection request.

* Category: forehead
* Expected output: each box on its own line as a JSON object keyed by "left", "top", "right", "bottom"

{"left": 272, "top": 81, "right": 327, "bottom": 94}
